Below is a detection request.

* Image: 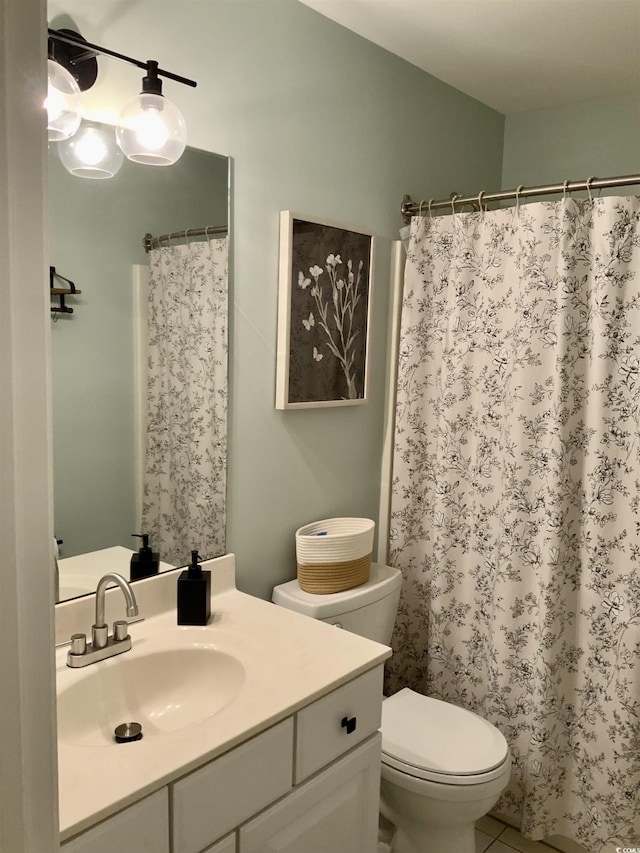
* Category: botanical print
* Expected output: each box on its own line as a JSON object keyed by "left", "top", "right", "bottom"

{"left": 142, "top": 237, "right": 227, "bottom": 566}
{"left": 298, "top": 254, "right": 365, "bottom": 398}
{"left": 387, "top": 197, "right": 640, "bottom": 851}
{"left": 285, "top": 218, "right": 371, "bottom": 405}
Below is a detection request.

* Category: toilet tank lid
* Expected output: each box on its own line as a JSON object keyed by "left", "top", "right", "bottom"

{"left": 272, "top": 563, "right": 402, "bottom": 618}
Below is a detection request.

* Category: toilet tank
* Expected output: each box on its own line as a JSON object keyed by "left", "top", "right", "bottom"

{"left": 272, "top": 563, "right": 402, "bottom": 645}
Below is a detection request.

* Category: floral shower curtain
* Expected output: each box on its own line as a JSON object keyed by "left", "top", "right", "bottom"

{"left": 387, "top": 197, "right": 640, "bottom": 851}
{"left": 141, "top": 237, "right": 227, "bottom": 566}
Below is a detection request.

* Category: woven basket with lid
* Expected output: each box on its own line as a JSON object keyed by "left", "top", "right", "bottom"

{"left": 295, "top": 518, "right": 375, "bottom": 594}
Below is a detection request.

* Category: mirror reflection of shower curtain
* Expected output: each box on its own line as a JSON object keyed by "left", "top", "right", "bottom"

{"left": 388, "top": 197, "right": 640, "bottom": 851}
{"left": 141, "top": 237, "right": 228, "bottom": 566}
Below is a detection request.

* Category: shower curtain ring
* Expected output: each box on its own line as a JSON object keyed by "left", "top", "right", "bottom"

{"left": 515, "top": 185, "right": 524, "bottom": 216}
{"left": 450, "top": 194, "right": 459, "bottom": 216}
{"left": 563, "top": 179, "right": 570, "bottom": 200}
{"left": 478, "top": 190, "right": 486, "bottom": 216}
{"left": 586, "top": 176, "right": 596, "bottom": 203}
{"left": 428, "top": 199, "right": 433, "bottom": 219}
{"left": 418, "top": 200, "right": 426, "bottom": 217}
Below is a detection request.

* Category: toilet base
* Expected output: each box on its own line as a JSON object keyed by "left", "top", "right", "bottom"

{"left": 380, "top": 757, "right": 511, "bottom": 853}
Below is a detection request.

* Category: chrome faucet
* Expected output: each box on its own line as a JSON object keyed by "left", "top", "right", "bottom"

{"left": 67, "top": 573, "right": 140, "bottom": 668}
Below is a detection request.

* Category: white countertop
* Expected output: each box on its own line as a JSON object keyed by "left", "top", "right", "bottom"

{"left": 56, "top": 554, "right": 391, "bottom": 841}
{"left": 58, "top": 545, "right": 175, "bottom": 601}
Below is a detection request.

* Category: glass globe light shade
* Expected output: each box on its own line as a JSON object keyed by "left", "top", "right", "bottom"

{"left": 58, "top": 122, "right": 124, "bottom": 179}
{"left": 46, "top": 59, "right": 82, "bottom": 142}
{"left": 116, "top": 93, "right": 187, "bottom": 166}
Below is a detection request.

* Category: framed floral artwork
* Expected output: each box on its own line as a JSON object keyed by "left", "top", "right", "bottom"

{"left": 275, "top": 212, "right": 374, "bottom": 409}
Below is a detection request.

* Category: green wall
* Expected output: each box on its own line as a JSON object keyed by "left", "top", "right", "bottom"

{"left": 49, "top": 0, "right": 505, "bottom": 599}
{"left": 502, "top": 92, "right": 640, "bottom": 189}
{"left": 49, "top": 144, "right": 228, "bottom": 558}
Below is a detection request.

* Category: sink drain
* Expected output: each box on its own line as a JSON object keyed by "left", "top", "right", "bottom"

{"left": 114, "top": 722, "right": 143, "bottom": 743}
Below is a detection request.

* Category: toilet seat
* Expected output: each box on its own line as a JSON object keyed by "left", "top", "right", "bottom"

{"left": 381, "top": 688, "right": 510, "bottom": 786}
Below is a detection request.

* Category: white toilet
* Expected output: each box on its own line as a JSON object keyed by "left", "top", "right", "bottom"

{"left": 273, "top": 562, "right": 511, "bottom": 853}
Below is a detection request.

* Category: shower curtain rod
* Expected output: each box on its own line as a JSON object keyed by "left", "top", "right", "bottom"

{"left": 143, "top": 225, "right": 228, "bottom": 253}
{"left": 400, "top": 173, "right": 640, "bottom": 223}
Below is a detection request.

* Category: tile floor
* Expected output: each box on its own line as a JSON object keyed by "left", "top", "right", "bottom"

{"left": 379, "top": 814, "right": 589, "bottom": 853}
{"left": 475, "top": 816, "right": 587, "bottom": 853}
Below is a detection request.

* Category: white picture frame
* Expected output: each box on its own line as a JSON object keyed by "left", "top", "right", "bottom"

{"left": 275, "top": 211, "right": 374, "bottom": 410}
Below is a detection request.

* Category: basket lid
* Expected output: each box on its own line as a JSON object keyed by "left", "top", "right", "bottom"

{"left": 272, "top": 563, "right": 401, "bottom": 618}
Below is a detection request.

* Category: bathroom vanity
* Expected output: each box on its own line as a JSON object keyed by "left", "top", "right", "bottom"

{"left": 55, "top": 555, "right": 390, "bottom": 852}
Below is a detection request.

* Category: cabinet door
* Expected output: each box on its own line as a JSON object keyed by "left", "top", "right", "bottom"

{"left": 203, "top": 833, "right": 236, "bottom": 853}
{"left": 60, "top": 789, "right": 169, "bottom": 853}
{"left": 239, "top": 734, "right": 380, "bottom": 853}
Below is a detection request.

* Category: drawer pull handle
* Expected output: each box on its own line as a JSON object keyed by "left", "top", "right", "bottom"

{"left": 341, "top": 716, "right": 357, "bottom": 734}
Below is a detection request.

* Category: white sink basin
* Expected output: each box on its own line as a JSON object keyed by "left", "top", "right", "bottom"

{"left": 57, "top": 647, "right": 245, "bottom": 747}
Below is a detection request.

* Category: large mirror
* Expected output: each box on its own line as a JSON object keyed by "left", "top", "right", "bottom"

{"left": 49, "top": 130, "right": 230, "bottom": 602}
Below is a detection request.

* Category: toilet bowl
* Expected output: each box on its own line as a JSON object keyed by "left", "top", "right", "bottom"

{"left": 272, "top": 564, "right": 511, "bottom": 853}
{"left": 380, "top": 687, "right": 511, "bottom": 853}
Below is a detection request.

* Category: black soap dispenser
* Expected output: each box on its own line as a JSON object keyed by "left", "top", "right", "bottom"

{"left": 177, "top": 550, "right": 211, "bottom": 626}
{"left": 130, "top": 533, "right": 160, "bottom": 581}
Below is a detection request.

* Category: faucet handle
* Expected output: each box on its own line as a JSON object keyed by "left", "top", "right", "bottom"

{"left": 113, "top": 620, "right": 129, "bottom": 642}
{"left": 69, "top": 633, "right": 87, "bottom": 656}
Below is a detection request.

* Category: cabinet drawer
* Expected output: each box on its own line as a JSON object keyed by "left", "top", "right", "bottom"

{"left": 295, "top": 665, "right": 383, "bottom": 783}
{"left": 60, "top": 789, "right": 169, "bottom": 853}
{"left": 172, "top": 717, "right": 294, "bottom": 853}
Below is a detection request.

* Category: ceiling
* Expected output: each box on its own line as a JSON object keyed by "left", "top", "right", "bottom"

{"left": 298, "top": 0, "right": 640, "bottom": 114}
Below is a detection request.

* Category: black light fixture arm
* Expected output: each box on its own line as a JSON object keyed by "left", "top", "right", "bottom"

{"left": 47, "top": 27, "right": 197, "bottom": 89}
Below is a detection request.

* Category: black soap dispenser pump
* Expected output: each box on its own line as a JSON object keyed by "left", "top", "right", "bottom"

{"left": 130, "top": 533, "right": 160, "bottom": 581}
{"left": 177, "top": 550, "right": 211, "bottom": 626}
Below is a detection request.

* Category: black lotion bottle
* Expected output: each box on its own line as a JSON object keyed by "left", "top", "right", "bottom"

{"left": 130, "top": 533, "right": 160, "bottom": 580}
{"left": 177, "top": 550, "right": 211, "bottom": 626}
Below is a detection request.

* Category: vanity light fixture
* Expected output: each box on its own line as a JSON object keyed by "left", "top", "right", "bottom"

{"left": 46, "top": 29, "right": 97, "bottom": 142}
{"left": 58, "top": 121, "right": 124, "bottom": 179}
{"left": 46, "top": 59, "right": 81, "bottom": 140}
{"left": 116, "top": 62, "right": 187, "bottom": 166}
{"left": 47, "top": 28, "right": 196, "bottom": 168}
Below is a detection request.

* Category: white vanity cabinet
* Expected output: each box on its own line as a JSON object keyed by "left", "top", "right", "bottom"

{"left": 59, "top": 789, "right": 169, "bottom": 853}
{"left": 172, "top": 717, "right": 295, "bottom": 853}
{"left": 173, "top": 665, "right": 383, "bottom": 853}
{"left": 239, "top": 735, "right": 381, "bottom": 853}
{"left": 61, "top": 665, "right": 384, "bottom": 853}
